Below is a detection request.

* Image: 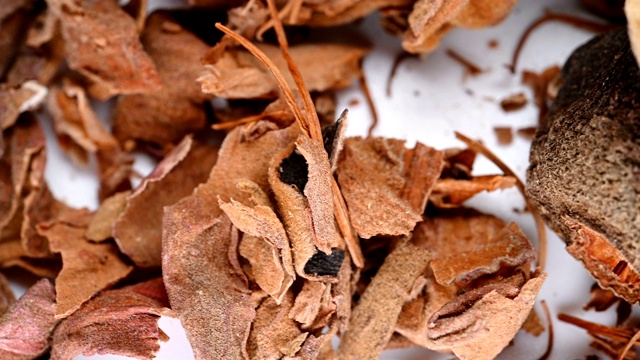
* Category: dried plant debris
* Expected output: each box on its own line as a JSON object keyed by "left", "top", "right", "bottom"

{"left": 336, "top": 137, "right": 443, "bottom": 238}
{"left": 46, "top": 0, "right": 161, "bottom": 100}
{"left": 50, "top": 278, "right": 169, "bottom": 360}
{"left": 500, "top": 92, "right": 527, "bottom": 112}
{"left": 0, "top": 2, "right": 558, "bottom": 359}
{"left": 163, "top": 208, "right": 255, "bottom": 360}
{"left": 114, "top": 135, "right": 219, "bottom": 268}
{"left": 37, "top": 209, "right": 133, "bottom": 318}
{"left": 527, "top": 28, "right": 640, "bottom": 304}
{"left": 200, "top": 36, "right": 369, "bottom": 99}
{"left": 494, "top": 126, "right": 514, "bottom": 145}
{"left": 559, "top": 313, "right": 640, "bottom": 360}
{"left": 0, "top": 272, "right": 14, "bottom": 316}
{"left": 113, "top": 10, "right": 215, "bottom": 150}
{"left": 0, "top": 279, "right": 58, "bottom": 360}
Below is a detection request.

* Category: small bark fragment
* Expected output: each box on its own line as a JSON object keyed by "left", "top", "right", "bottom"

{"left": 0, "top": 81, "right": 48, "bottom": 130}
{"left": 85, "top": 190, "right": 131, "bottom": 242}
{"left": 430, "top": 175, "right": 516, "bottom": 208}
{"left": 46, "top": 0, "right": 161, "bottom": 100}
{"left": 50, "top": 279, "right": 169, "bottom": 360}
{"left": 500, "top": 93, "right": 527, "bottom": 112}
{"left": 336, "top": 137, "right": 443, "bottom": 238}
{"left": 114, "top": 135, "right": 218, "bottom": 268}
{"left": 38, "top": 210, "right": 133, "bottom": 319}
{"left": 200, "top": 40, "right": 369, "bottom": 99}
{"left": 338, "top": 239, "right": 430, "bottom": 359}
{"left": 0, "top": 272, "right": 14, "bottom": 316}
{"left": 0, "top": 279, "right": 58, "bottom": 360}
{"left": 113, "top": 11, "right": 214, "bottom": 148}
{"left": 494, "top": 126, "right": 513, "bottom": 145}
{"left": 163, "top": 205, "right": 255, "bottom": 360}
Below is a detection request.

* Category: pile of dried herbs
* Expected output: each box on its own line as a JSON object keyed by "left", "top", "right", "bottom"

{"left": 0, "top": 0, "right": 637, "bottom": 359}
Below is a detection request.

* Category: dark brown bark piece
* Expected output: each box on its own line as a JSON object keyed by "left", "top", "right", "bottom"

{"left": 526, "top": 28, "right": 640, "bottom": 304}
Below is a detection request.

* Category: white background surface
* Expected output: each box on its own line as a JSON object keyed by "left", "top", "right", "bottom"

{"left": 7, "top": 0, "right": 635, "bottom": 359}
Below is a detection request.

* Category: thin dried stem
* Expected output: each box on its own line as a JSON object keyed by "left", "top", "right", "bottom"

{"left": 360, "top": 71, "right": 379, "bottom": 137}
{"left": 256, "top": 0, "right": 296, "bottom": 40}
{"left": 558, "top": 313, "right": 637, "bottom": 343}
{"left": 446, "top": 48, "right": 483, "bottom": 76}
{"left": 536, "top": 300, "right": 554, "bottom": 360}
{"left": 386, "top": 51, "right": 416, "bottom": 97}
{"left": 617, "top": 328, "right": 640, "bottom": 360}
{"left": 508, "top": 10, "right": 618, "bottom": 73}
{"left": 214, "top": 23, "right": 309, "bottom": 139}
{"left": 211, "top": 110, "right": 290, "bottom": 131}
{"left": 266, "top": 0, "right": 323, "bottom": 142}
{"left": 455, "top": 132, "right": 548, "bottom": 272}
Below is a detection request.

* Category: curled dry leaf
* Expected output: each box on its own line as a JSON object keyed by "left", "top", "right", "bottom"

{"left": 50, "top": 278, "right": 169, "bottom": 360}
{"left": 113, "top": 11, "right": 214, "bottom": 149}
{"left": 429, "top": 174, "right": 516, "bottom": 208}
{"left": 200, "top": 39, "right": 369, "bottom": 99}
{"left": 46, "top": 0, "right": 161, "bottom": 100}
{"left": 0, "top": 279, "right": 58, "bottom": 360}
{"left": 336, "top": 137, "right": 443, "bottom": 238}
{"left": 114, "top": 135, "right": 219, "bottom": 268}
{"left": 37, "top": 209, "right": 133, "bottom": 318}
{"left": 0, "top": 272, "right": 14, "bottom": 316}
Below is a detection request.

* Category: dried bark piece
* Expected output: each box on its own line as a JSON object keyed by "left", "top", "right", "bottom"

{"left": 338, "top": 239, "right": 431, "bottom": 359}
{"left": 500, "top": 93, "right": 527, "bottom": 112}
{"left": 0, "top": 279, "right": 58, "bottom": 360}
{"left": 0, "top": 4, "right": 31, "bottom": 79}
{"left": 527, "top": 29, "right": 640, "bottom": 304}
{"left": 163, "top": 204, "right": 255, "bottom": 360}
{"left": 85, "top": 190, "right": 131, "bottom": 242}
{"left": 289, "top": 281, "right": 326, "bottom": 328}
{"left": 247, "top": 292, "right": 307, "bottom": 359}
{"left": 113, "top": 11, "right": 213, "bottom": 149}
{"left": 428, "top": 275, "right": 546, "bottom": 360}
{"left": 200, "top": 40, "right": 368, "bottom": 99}
{"left": 220, "top": 182, "right": 295, "bottom": 303}
{"left": 46, "top": 0, "right": 161, "bottom": 100}
{"left": 627, "top": 0, "right": 640, "bottom": 65}
{"left": 0, "top": 272, "right": 14, "bottom": 316}
{"left": 0, "top": 81, "right": 48, "bottom": 130}
{"left": 336, "top": 137, "right": 443, "bottom": 238}
{"left": 494, "top": 126, "right": 513, "bottom": 145}
{"left": 402, "top": 0, "right": 516, "bottom": 54}
{"left": 429, "top": 222, "right": 535, "bottom": 286}
{"left": 114, "top": 135, "right": 218, "bottom": 268}
{"left": 50, "top": 279, "right": 169, "bottom": 360}
{"left": 37, "top": 210, "right": 134, "bottom": 318}
{"left": 522, "top": 308, "right": 545, "bottom": 336}
{"left": 47, "top": 79, "right": 118, "bottom": 163}
{"left": 521, "top": 66, "right": 562, "bottom": 125}
{"left": 429, "top": 175, "right": 516, "bottom": 208}
{"left": 47, "top": 79, "right": 134, "bottom": 200}
{"left": 269, "top": 136, "right": 343, "bottom": 280}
